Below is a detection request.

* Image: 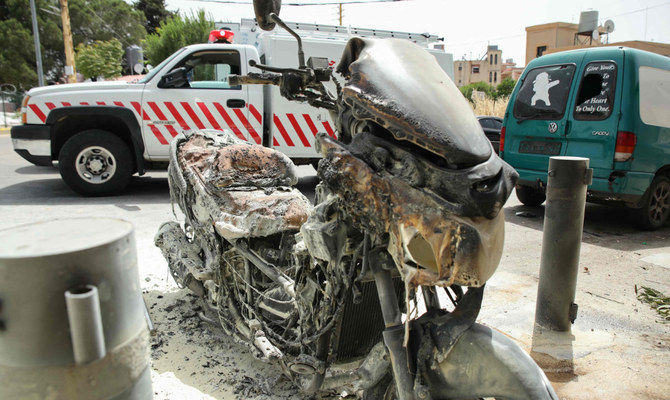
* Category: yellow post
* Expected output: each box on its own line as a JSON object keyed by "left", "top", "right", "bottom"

{"left": 59, "top": 0, "right": 77, "bottom": 83}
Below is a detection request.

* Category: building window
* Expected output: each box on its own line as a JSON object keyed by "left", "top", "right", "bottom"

{"left": 458, "top": 65, "right": 462, "bottom": 71}
{"left": 537, "top": 46, "right": 547, "bottom": 57}
{"left": 494, "top": 54, "right": 498, "bottom": 64}
{"left": 494, "top": 72, "right": 497, "bottom": 83}
{"left": 472, "top": 65, "right": 480, "bottom": 74}
{"left": 489, "top": 71, "right": 492, "bottom": 83}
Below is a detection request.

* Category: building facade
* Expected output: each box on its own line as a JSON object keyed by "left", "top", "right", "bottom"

{"left": 453, "top": 45, "right": 503, "bottom": 87}
{"left": 526, "top": 21, "right": 670, "bottom": 65}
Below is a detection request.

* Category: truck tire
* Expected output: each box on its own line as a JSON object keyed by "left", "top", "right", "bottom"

{"left": 515, "top": 185, "right": 546, "bottom": 207}
{"left": 634, "top": 175, "right": 670, "bottom": 230}
{"left": 58, "top": 130, "right": 133, "bottom": 196}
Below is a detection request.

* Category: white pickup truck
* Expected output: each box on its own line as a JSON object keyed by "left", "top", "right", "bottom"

{"left": 11, "top": 19, "right": 453, "bottom": 195}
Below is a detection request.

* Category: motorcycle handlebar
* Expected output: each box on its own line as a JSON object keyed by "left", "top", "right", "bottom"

{"left": 228, "top": 73, "right": 282, "bottom": 87}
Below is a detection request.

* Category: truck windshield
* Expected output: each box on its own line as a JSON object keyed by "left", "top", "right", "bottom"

{"left": 136, "top": 48, "right": 188, "bottom": 84}
{"left": 513, "top": 64, "right": 576, "bottom": 121}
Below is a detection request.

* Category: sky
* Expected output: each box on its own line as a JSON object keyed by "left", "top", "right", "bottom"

{"left": 164, "top": 0, "right": 670, "bottom": 67}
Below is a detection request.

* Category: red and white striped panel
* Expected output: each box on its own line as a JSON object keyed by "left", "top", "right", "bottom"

{"left": 271, "top": 113, "right": 336, "bottom": 148}
{"left": 26, "top": 100, "right": 269, "bottom": 147}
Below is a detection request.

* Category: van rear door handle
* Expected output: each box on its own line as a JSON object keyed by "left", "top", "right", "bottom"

{"left": 227, "top": 99, "right": 246, "bottom": 108}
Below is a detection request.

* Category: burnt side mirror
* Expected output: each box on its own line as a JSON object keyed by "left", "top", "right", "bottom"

{"left": 253, "top": 0, "right": 281, "bottom": 31}
{"left": 158, "top": 67, "right": 189, "bottom": 89}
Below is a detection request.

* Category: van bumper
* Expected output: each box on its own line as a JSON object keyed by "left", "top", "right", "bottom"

{"left": 516, "top": 168, "right": 654, "bottom": 208}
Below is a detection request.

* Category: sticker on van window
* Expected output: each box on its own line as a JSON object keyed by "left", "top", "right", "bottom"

{"left": 513, "top": 64, "right": 576, "bottom": 121}
{"left": 574, "top": 62, "right": 617, "bottom": 121}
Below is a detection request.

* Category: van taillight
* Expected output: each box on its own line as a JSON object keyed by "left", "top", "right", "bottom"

{"left": 614, "top": 131, "right": 636, "bottom": 162}
{"left": 500, "top": 126, "right": 506, "bottom": 153}
{"left": 21, "top": 95, "right": 30, "bottom": 124}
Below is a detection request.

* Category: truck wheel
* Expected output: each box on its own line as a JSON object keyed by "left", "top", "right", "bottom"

{"left": 58, "top": 130, "right": 133, "bottom": 196}
{"left": 634, "top": 175, "right": 670, "bottom": 230}
{"left": 515, "top": 185, "right": 546, "bottom": 206}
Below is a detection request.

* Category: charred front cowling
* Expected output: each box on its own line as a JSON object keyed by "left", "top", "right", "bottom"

{"left": 321, "top": 37, "right": 519, "bottom": 287}
{"left": 336, "top": 37, "right": 517, "bottom": 220}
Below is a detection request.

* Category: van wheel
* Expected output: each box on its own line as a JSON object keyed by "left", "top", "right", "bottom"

{"left": 635, "top": 175, "right": 670, "bottom": 230}
{"left": 515, "top": 185, "right": 546, "bottom": 206}
{"left": 59, "top": 130, "right": 133, "bottom": 196}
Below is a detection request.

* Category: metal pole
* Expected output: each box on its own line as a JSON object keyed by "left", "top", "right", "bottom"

{"left": 65, "top": 285, "right": 106, "bottom": 365}
{"left": 535, "top": 156, "right": 592, "bottom": 331}
{"left": 29, "top": 0, "right": 45, "bottom": 87}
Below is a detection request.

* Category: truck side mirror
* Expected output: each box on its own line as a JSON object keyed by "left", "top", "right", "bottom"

{"left": 158, "top": 67, "right": 189, "bottom": 89}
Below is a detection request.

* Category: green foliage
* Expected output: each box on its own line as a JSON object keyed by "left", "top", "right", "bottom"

{"left": 68, "top": 0, "right": 146, "bottom": 47}
{"left": 459, "top": 78, "right": 518, "bottom": 102}
{"left": 0, "top": 0, "right": 144, "bottom": 89}
{"left": 637, "top": 286, "right": 670, "bottom": 324}
{"left": 75, "top": 39, "right": 124, "bottom": 80}
{"left": 143, "top": 10, "right": 214, "bottom": 67}
{"left": 495, "top": 78, "right": 517, "bottom": 99}
{"left": 459, "top": 81, "right": 495, "bottom": 103}
{"left": 135, "top": 0, "right": 174, "bottom": 34}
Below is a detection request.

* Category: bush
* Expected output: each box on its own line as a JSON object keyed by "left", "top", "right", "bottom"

{"left": 496, "top": 78, "right": 517, "bottom": 99}
{"left": 76, "top": 39, "right": 124, "bottom": 80}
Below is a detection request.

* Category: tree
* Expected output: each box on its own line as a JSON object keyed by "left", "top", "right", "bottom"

{"left": 495, "top": 78, "right": 516, "bottom": 99}
{"left": 143, "top": 10, "right": 214, "bottom": 67}
{"left": 76, "top": 39, "right": 124, "bottom": 80}
{"left": 68, "top": 0, "right": 146, "bottom": 47}
{"left": 0, "top": 0, "right": 145, "bottom": 90}
{"left": 135, "top": 0, "right": 174, "bottom": 34}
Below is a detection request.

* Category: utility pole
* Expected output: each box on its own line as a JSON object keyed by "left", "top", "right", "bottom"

{"left": 339, "top": 3, "right": 343, "bottom": 26}
{"left": 29, "top": 0, "right": 45, "bottom": 86}
{"left": 59, "top": 0, "right": 77, "bottom": 83}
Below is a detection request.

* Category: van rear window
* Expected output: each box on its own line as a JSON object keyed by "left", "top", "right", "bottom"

{"left": 513, "top": 64, "right": 576, "bottom": 121}
{"left": 574, "top": 62, "right": 617, "bottom": 120}
{"left": 639, "top": 66, "right": 670, "bottom": 128}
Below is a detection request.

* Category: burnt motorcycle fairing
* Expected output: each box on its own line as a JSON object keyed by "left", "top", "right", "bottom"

{"left": 336, "top": 37, "right": 490, "bottom": 169}
{"left": 336, "top": 38, "right": 518, "bottom": 221}
{"left": 316, "top": 133, "right": 503, "bottom": 287}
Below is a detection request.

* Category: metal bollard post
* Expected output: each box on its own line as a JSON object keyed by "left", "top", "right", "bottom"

{"left": 535, "top": 156, "right": 592, "bottom": 331}
{"left": 0, "top": 218, "right": 153, "bottom": 399}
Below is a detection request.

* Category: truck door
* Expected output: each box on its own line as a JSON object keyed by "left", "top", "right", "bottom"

{"left": 564, "top": 56, "right": 623, "bottom": 177}
{"left": 504, "top": 54, "right": 583, "bottom": 173}
{"left": 141, "top": 46, "right": 259, "bottom": 159}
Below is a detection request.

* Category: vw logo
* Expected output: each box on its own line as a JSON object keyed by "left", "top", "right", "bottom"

{"left": 548, "top": 122, "right": 558, "bottom": 133}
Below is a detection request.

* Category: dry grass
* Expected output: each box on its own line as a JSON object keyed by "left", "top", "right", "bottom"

{"left": 470, "top": 96, "right": 509, "bottom": 118}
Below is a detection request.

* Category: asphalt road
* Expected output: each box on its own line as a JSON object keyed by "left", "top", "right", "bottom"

{"left": 1, "top": 133, "right": 669, "bottom": 399}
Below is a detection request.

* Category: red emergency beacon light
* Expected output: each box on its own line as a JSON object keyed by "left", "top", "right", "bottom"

{"left": 208, "top": 29, "right": 235, "bottom": 44}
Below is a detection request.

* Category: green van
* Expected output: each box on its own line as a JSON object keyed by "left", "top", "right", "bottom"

{"left": 501, "top": 46, "right": 670, "bottom": 229}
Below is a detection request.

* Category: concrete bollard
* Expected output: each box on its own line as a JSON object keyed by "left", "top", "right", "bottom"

{"left": 0, "top": 218, "right": 152, "bottom": 400}
{"left": 535, "top": 156, "right": 592, "bottom": 331}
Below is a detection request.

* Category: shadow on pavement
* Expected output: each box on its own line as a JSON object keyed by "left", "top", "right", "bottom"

{"left": 504, "top": 202, "right": 670, "bottom": 252}
{"left": 0, "top": 174, "right": 170, "bottom": 206}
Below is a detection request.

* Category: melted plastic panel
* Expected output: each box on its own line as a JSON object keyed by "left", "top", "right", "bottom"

{"left": 317, "top": 134, "right": 503, "bottom": 287}
{"left": 336, "top": 38, "right": 491, "bottom": 168}
{"left": 177, "top": 131, "right": 312, "bottom": 239}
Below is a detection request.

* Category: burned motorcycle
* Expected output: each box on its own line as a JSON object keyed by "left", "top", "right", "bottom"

{"left": 155, "top": 2, "right": 558, "bottom": 399}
